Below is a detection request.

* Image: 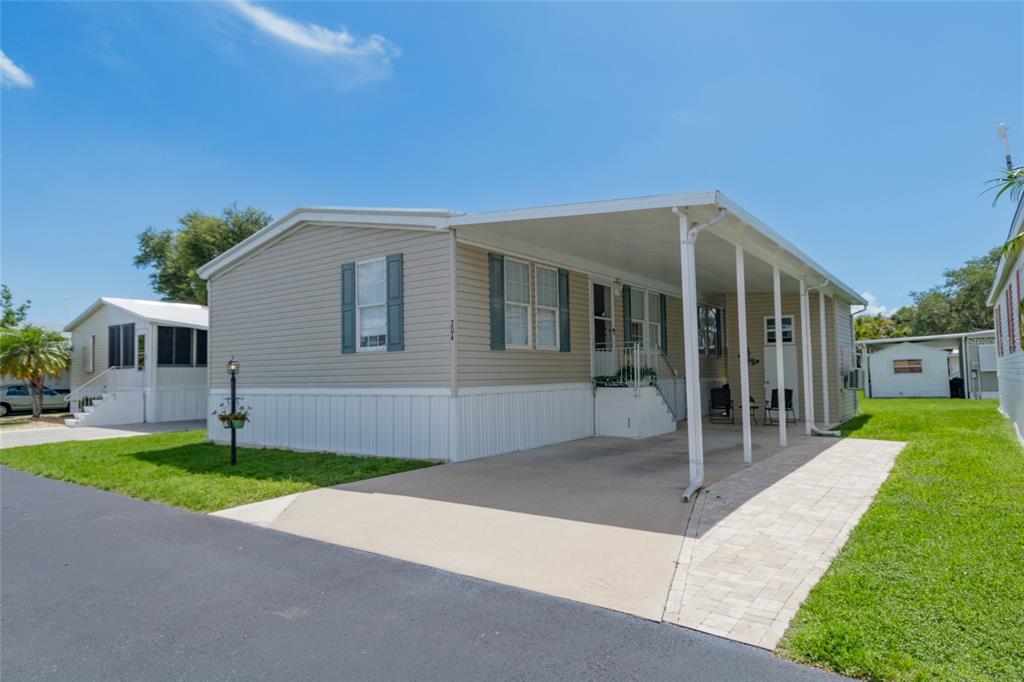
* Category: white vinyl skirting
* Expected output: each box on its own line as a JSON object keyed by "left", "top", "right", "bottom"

{"left": 207, "top": 383, "right": 595, "bottom": 462}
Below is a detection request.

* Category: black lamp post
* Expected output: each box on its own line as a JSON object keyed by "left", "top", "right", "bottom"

{"left": 227, "top": 357, "right": 240, "bottom": 466}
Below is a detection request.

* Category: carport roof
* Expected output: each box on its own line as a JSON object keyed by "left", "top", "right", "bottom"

{"left": 196, "top": 191, "right": 864, "bottom": 305}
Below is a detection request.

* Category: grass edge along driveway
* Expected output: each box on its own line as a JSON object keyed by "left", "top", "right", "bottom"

{"left": 779, "top": 397, "right": 1024, "bottom": 681}
{"left": 0, "top": 430, "right": 435, "bottom": 513}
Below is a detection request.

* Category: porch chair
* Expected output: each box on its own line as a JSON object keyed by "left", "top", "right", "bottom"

{"left": 765, "top": 388, "right": 796, "bottom": 426}
{"left": 708, "top": 386, "right": 734, "bottom": 424}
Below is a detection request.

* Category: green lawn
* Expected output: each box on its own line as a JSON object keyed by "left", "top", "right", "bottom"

{"left": 779, "top": 396, "right": 1024, "bottom": 681}
{"left": 0, "top": 430, "right": 435, "bottom": 512}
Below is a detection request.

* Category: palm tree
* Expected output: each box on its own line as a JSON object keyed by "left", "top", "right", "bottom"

{"left": 987, "top": 167, "right": 1024, "bottom": 255}
{"left": 0, "top": 326, "right": 71, "bottom": 418}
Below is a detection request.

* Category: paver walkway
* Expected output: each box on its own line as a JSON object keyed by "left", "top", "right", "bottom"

{"left": 663, "top": 437, "right": 904, "bottom": 649}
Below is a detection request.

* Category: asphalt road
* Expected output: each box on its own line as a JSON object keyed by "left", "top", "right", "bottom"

{"left": 1, "top": 467, "right": 847, "bottom": 681}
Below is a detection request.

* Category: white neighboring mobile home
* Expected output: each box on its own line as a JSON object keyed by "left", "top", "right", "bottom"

{"left": 987, "top": 195, "right": 1024, "bottom": 442}
{"left": 63, "top": 297, "right": 208, "bottom": 426}
{"left": 859, "top": 331, "right": 997, "bottom": 399}
{"left": 197, "top": 191, "right": 864, "bottom": 495}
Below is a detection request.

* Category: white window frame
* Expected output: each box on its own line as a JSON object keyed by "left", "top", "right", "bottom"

{"left": 591, "top": 280, "right": 615, "bottom": 352}
{"left": 355, "top": 257, "right": 388, "bottom": 353}
{"left": 504, "top": 258, "right": 532, "bottom": 350}
{"left": 629, "top": 288, "right": 648, "bottom": 348}
{"left": 647, "top": 291, "right": 661, "bottom": 351}
{"left": 763, "top": 315, "right": 795, "bottom": 345}
{"left": 534, "top": 265, "right": 560, "bottom": 351}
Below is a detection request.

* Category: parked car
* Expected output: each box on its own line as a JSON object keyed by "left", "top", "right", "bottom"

{"left": 0, "top": 384, "right": 68, "bottom": 417}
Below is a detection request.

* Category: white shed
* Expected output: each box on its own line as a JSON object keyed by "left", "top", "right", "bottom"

{"left": 865, "top": 341, "right": 952, "bottom": 398}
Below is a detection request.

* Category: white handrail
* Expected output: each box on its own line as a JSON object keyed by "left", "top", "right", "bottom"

{"left": 64, "top": 368, "right": 113, "bottom": 402}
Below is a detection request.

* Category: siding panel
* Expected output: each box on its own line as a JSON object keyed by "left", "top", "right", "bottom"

{"left": 209, "top": 225, "right": 452, "bottom": 389}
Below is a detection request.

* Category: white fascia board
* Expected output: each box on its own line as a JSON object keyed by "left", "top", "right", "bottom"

{"left": 197, "top": 207, "right": 454, "bottom": 280}
{"left": 449, "top": 192, "right": 719, "bottom": 226}
{"left": 64, "top": 298, "right": 105, "bottom": 332}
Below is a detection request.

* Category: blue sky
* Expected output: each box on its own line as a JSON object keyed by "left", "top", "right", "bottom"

{"left": 2, "top": 1, "right": 1022, "bottom": 325}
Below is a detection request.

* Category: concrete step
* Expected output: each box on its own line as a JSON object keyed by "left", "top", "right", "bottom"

{"left": 64, "top": 418, "right": 81, "bottom": 427}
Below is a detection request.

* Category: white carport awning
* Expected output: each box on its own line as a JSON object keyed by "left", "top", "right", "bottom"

{"left": 449, "top": 191, "right": 864, "bottom": 305}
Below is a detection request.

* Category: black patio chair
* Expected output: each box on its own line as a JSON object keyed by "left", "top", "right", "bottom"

{"left": 765, "top": 388, "right": 796, "bottom": 426}
{"left": 709, "top": 386, "right": 734, "bottom": 424}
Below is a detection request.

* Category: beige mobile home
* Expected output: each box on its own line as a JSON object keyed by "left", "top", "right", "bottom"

{"left": 198, "top": 192, "right": 863, "bottom": 496}
{"left": 63, "top": 297, "right": 209, "bottom": 426}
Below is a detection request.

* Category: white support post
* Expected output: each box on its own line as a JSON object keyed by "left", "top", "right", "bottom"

{"left": 735, "top": 245, "right": 752, "bottom": 465}
{"left": 773, "top": 264, "right": 787, "bottom": 447}
{"left": 818, "top": 291, "right": 830, "bottom": 426}
{"left": 799, "top": 278, "right": 814, "bottom": 435}
{"left": 679, "top": 211, "right": 704, "bottom": 500}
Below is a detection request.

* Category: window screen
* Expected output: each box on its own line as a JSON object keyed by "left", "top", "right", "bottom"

{"left": 157, "top": 326, "right": 175, "bottom": 365}
{"left": 174, "top": 327, "right": 193, "bottom": 365}
{"left": 195, "top": 330, "right": 208, "bottom": 366}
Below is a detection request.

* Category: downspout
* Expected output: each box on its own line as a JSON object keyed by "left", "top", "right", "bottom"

{"left": 674, "top": 205, "right": 726, "bottom": 503}
{"left": 805, "top": 279, "right": 839, "bottom": 436}
{"left": 449, "top": 228, "right": 460, "bottom": 461}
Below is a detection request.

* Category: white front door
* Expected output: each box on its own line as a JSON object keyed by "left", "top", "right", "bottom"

{"left": 763, "top": 344, "right": 799, "bottom": 418}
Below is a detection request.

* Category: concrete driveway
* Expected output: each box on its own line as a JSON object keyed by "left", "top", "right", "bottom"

{"left": 2, "top": 467, "right": 850, "bottom": 681}
{"left": 215, "top": 424, "right": 838, "bottom": 621}
{"left": 0, "top": 420, "right": 204, "bottom": 448}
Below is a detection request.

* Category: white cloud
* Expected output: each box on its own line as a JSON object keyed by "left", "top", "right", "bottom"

{"left": 861, "top": 291, "right": 891, "bottom": 316}
{"left": 1, "top": 50, "right": 35, "bottom": 89}
{"left": 230, "top": 1, "right": 398, "bottom": 82}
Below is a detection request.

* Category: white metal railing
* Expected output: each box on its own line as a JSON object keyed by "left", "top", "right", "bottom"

{"left": 65, "top": 368, "right": 113, "bottom": 413}
{"left": 593, "top": 342, "right": 683, "bottom": 420}
{"left": 65, "top": 367, "right": 144, "bottom": 413}
{"left": 651, "top": 347, "right": 683, "bottom": 420}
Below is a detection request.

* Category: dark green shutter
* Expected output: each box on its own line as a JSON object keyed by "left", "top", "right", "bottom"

{"left": 386, "top": 253, "right": 404, "bottom": 351}
{"left": 622, "top": 285, "right": 632, "bottom": 345}
{"left": 341, "top": 262, "right": 356, "bottom": 354}
{"left": 659, "top": 294, "right": 668, "bottom": 352}
{"left": 558, "top": 268, "right": 570, "bottom": 352}
{"left": 489, "top": 253, "right": 505, "bottom": 350}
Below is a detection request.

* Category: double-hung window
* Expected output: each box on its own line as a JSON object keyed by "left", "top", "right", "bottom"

{"left": 629, "top": 291, "right": 647, "bottom": 346}
{"left": 535, "top": 266, "right": 559, "bottom": 350}
{"left": 764, "top": 315, "right": 794, "bottom": 344}
{"left": 504, "top": 260, "right": 531, "bottom": 348}
{"left": 356, "top": 258, "right": 387, "bottom": 350}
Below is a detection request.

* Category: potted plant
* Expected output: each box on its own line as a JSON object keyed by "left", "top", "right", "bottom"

{"left": 212, "top": 398, "right": 251, "bottom": 430}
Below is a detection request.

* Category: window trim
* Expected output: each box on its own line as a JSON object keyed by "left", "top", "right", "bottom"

{"left": 534, "top": 265, "right": 560, "bottom": 351}
{"left": 355, "top": 257, "right": 388, "bottom": 353}
{"left": 503, "top": 258, "right": 532, "bottom": 350}
{"left": 763, "top": 315, "right": 795, "bottom": 345}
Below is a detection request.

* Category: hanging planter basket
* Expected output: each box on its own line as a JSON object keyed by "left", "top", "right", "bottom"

{"left": 231, "top": 419, "right": 246, "bottom": 430}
